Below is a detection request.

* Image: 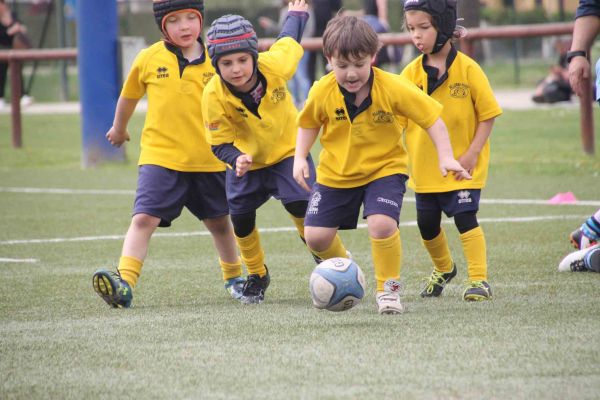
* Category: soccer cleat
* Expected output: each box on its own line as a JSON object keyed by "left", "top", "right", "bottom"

{"left": 420, "top": 264, "right": 457, "bottom": 298}
{"left": 558, "top": 243, "right": 600, "bottom": 272}
{"left": 92, "top": 269, "right": 133, "bottom": 308}
{"left": 462, "top": 280, "right": 492, "bottom": 301}
{"left": 376, "top": 279, "right": 404, "bottom": 315}
{"left": 569, "top": 228, "right": 596, "bottom": 250}
{"left": 224, "top": 276, "right": 246, "bottom": 300}
{"left": 240, "top": 266, "right": 270, "bottom": 304}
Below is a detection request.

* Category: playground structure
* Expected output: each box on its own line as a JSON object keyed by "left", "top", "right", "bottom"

{"left": 0, "top": 20, "right": 595, "bottom": 156}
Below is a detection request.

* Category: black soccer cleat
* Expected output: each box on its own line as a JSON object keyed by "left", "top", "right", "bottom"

{"left": 420, "top": 264, "right": 457, "bottom": 298}
{"left": 240, "top": 266, "right": 271, "bottom": 304}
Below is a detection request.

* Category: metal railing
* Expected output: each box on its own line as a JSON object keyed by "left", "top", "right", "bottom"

{"left": 1, "top": 21, "right": 593, "bottom": 153}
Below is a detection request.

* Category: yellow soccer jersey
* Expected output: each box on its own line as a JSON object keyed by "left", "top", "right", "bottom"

{"left": 297, "top": 67, "right": 442, "bottom": 189}
{"left": 121, "top": 41, "right": 224, "bottom": 172}
{"left": 401, "top": 51, "right": 502, "bottom": 193}
{"left": 202, "top": 37, "right": 303, "bottom": 170}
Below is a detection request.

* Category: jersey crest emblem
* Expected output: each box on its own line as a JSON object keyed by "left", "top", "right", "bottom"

{"left": 271, "top": 87, "right": 286, "bottom": 103}
{"left": 372, "top": 110, "right": 393, "bottom": 123}
{"left": 449, "top": 83, "right": 469, "bottom": 98}
{"left": 202, "top": 72, "right": 215, "bottom": 84}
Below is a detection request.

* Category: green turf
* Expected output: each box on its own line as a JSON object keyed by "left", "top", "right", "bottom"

{"left": 1, "top": 108, "right": 599, "bottom": 399}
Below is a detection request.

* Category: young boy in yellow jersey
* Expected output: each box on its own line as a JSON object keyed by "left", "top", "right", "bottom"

{"left": 294, "top": 15, "right": 470, "bottom": 314}
{"left": 202, "top": 1, "right": 322, "bottom": 305}
{"left": 401, "top": 0, "right": 502, "bottom": 301}
{"left": 92, "top": 0, "right": 245, "bottom": 308}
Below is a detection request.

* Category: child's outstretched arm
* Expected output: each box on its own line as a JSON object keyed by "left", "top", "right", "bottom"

{"left": 278, "top": 0, "right": 309, "bottom": 43}
{"left": 456, "top": 118, "right": 495, "bottom": 180}
{"left": 294, "top": 127, "right": 319, "bottom": 192}
{"left": 425, "top": 118, "right": 471, "bottom": 180}
{"left": 106, "top": 97, "right": 137, "bottom": 147}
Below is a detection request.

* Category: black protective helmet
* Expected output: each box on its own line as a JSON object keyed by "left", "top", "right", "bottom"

{"left": 206, "top": 14, "right": 258, "bottom": 72}
{"left": 404, "top": 0, "right": 457, "bottom": 53}
{"left": 153, "top": 0, "right": 204, "bottom": 35}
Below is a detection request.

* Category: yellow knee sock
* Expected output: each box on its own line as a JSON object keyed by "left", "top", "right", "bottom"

{"left": 289, "top": 215, "right": 306, "bottom": 239}
{"left": 370, "top": 230, "right": 401, "bottom": 292}
{"left": 219, "top": 258, "right": 243, "bottom": 281}
{"left": 422, "top": 229, "right": 453, "bottom": 273}
{"left": 311, "top": 233, "right": 348, "bottom": 261}
{"left": 236, "top": 228, "right": 266, "bottom": 277}
{"left": 118, "top": 256, "right": 143, "bottom": 288}
{"left": 460, "top": 226, "right": 487, "bottom": 281}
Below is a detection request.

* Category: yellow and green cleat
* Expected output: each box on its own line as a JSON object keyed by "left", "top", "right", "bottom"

{"left": 463, "top": 280, "right": 492, "bottom": 302}
{"left": 420, "top": 264, "right": 457, "bottom": 298}
{"left": 92, "top": 269, "right": 133, "bottom": 308}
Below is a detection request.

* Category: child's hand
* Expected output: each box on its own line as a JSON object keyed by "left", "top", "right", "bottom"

{"left": 439, "top": 157, "right": 471, "bottom": 180}
{"left": 106, "top": 126, "right": 130, "bottom": 147}
{"left": 293, "top": 156, "right": 312, "bottom": 192}
{"left": 456, "top": 151, "right": 478, "bottom": 181}
{"left": 288, "top": 0, "right": 309, "bottom": 13}
{"left": 236, "top": 154, "right": 253, "bottom": 177}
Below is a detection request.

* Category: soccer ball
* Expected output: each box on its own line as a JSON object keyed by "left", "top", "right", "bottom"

{"left": 309, "top": 257, "right": 366, "bottom": 312}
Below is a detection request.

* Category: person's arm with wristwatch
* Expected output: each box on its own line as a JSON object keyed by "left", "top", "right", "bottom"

{"left": 568, "top": 3, "right": 600, "bottom": 97}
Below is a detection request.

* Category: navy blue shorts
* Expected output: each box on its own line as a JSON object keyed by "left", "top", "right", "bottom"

{"left": 304, "top": 174, "right": 408, "bottom": 230}
{"left": 415, "top": 189, "right": 481, "bottom": 217}
{"left": 226, "top": 155, "right": 316, "bottom": 215}
{"left": 134, "top": 164, "right": 229, "bottom": 227}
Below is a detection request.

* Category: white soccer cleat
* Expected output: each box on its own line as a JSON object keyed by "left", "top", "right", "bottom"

{"left": 376, "top": 279, "right": 404, "bottom": 315}
{"left": 558, "top": 243, "right": 600, "bottom": 272}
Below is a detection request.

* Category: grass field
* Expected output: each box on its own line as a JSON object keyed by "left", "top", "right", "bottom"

{"left": 1, "top": 107, "right": 600, "bottom": 399}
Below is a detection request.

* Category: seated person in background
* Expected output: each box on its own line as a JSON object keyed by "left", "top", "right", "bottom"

{"left": 532, "top": 39, "right": 572, "bottom": 104}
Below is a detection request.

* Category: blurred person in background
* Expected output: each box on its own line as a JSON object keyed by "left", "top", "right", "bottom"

{"left": 308, "top": 0, "right": 342, "bottom": 81}
{"left": 0, "top": 0, "right": 33, "bottom": 109}
{"left": 259, "top": 0, "right": 314, "bottom": 108}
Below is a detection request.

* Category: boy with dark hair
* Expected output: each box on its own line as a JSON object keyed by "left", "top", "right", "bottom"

{"left": 202, "top": 0, "right": 324, "bottom": 305}
{"left": 92, "top": 0, "right": 245, "bottom": 308}
{"left": 294, "top": 15, "right": 469, "bottom": 314}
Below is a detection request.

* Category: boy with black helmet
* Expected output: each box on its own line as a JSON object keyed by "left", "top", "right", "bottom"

{"left": 202, "top": 0, "right": 323, "bottom": 305}
{"left": 92, "top": 0, "right": 246, "bottom": 308}
{"left": 401, "top": 0, "right": 502, "bottom": 301}
{"left": 294, "top": 15, "right": 470, "bottom": 314}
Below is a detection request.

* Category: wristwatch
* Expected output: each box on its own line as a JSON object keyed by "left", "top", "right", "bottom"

{"left": 566, "top": 50, "right": 588, "bottom": 63}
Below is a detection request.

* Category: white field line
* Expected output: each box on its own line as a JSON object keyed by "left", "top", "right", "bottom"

{"left": 2, "top": 186, "right": 599, "bottom": 206}
{"left": 0, "top": 214, "right": 588, "bottom": 246}
{"left": 0, "top": 258, "right": 39, "bottom": 263}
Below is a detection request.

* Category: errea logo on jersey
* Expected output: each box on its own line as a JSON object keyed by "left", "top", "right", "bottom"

{"left": 449, "top": 83, "right": 469, "bottom": 98}
{"left": 156, "top": 67, "right": 169, "bottom": 79}
{"left": 458, "top": 190, "right": 472, "bottom": 204}
{"left": 335, "top": 108, "right": 347, "bottom": 121}
{"left": 235, "top": 107, "right": 249, "bottom": 118}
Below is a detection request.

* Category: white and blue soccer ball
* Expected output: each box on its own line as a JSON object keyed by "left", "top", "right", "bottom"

{"left": 309, "top": 257, "right": 366, "bottom": 312}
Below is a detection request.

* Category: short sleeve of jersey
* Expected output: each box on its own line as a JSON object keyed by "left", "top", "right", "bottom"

{"left": 391, "top": 75, "right": 442, "bottom": 129}
{"left": 297, "top": 79, "right": 326, "bottom": 129}
{"left": 121, "top": 49, "right": 148, "bottom": 99}
{"left": 259, "top": 37, "right": 304, "bottom": 81}
{"left": 201, "top": 80, "right": 236, "bottom": 146}
{"left": 468, "top": 64, "right": 502, "bottom": 121}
